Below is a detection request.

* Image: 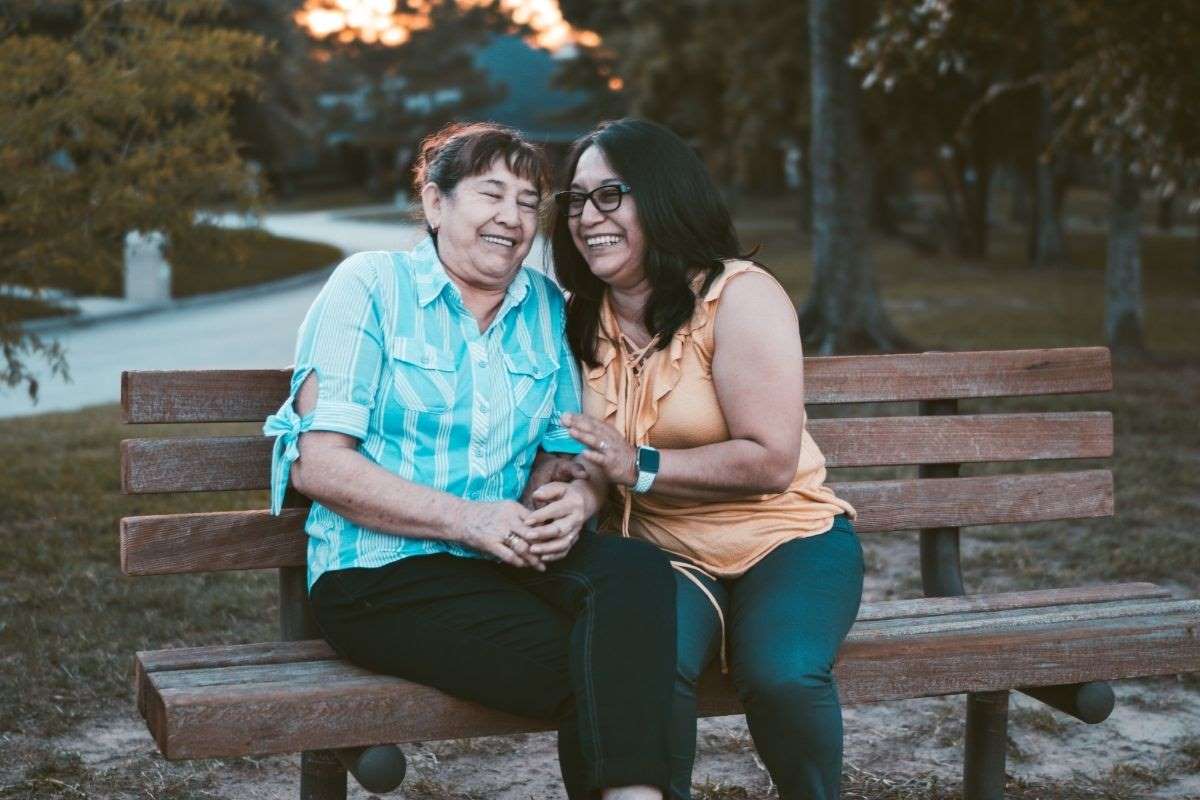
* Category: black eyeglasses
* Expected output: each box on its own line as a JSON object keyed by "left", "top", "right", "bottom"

{"left": 554, "top": 183, "right": 633, "bottom": 217}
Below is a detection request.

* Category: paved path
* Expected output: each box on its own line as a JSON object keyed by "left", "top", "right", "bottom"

{"left": 0, "top": 208, "right": 428, "bottom": 419}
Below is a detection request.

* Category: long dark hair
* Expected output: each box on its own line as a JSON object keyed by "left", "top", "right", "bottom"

{"left": 551, "top": 118, "right": 752, "bottom": 367}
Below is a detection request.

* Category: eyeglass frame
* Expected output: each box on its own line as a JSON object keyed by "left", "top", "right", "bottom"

{"left": 554, "top": 183, "right": 634, "bottom": 217}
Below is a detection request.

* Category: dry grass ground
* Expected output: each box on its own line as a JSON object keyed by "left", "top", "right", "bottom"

{"left": 1, "top": 214, "right": 1198, "bottom": 798}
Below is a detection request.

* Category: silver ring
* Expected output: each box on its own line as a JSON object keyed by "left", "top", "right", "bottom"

{"left": 504, "top": 532, "right": 521, "bottom": 549}
{"left": 599, "top": 441, "right": 608, "bottom": 451}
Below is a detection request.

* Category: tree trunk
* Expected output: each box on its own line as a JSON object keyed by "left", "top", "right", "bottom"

{"left": 1105, "top": 159, "right": 1146, "bottom": 356}
{"left": 802, "top": 0, "right": 908, "bottom": 354}
{"left": 1004, "top": 163, "right": 1032, "bottom": 225}
{"left": 960, "top": 157, "right": 991, "bottom": 258}
{"left": 1033, "top": 6, "right": 1069, "bottom": 267}
{"left": 1156, "top": 195, "right": 1175, "bottom": 232}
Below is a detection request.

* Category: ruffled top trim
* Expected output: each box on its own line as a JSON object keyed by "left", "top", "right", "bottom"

{"left": 584, "top": 260, "right": 767, "bottom": 446}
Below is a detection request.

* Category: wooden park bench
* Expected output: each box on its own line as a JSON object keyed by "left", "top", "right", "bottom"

{"left": 119, "top": 346, "right": 1200, "bottom": 799}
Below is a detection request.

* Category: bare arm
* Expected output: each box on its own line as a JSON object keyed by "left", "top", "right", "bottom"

{"left": 566, "top": 271, "right": 805, "bottom": 502}
{"left": 289, "top": 373, "right": 549, "bottom": 569}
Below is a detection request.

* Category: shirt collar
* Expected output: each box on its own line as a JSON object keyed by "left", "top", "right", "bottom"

{"left": 411, "top": 236, "right": 532, "bottom": 313}
{"left": 411, "top": 237, "right": 452, "bottom": 307}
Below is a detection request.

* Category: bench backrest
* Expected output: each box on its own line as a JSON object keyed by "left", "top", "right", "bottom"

{"left": 119, "top": 347, "right": 1113, "bottom": 579}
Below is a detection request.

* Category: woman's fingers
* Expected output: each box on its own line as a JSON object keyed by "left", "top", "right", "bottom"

{"left": 526, "top": 494, "right": 572, "bottom": 526}
{"left": 493, "top": 540, "right": 529, "bottom": 569}
{"left": 533, "top": 537, "right": 575, "bottom": 560}
{"left": 504, "top": 534, "right": 545, "bottom": 571}
{"left": 530, "top": 481, "right": 568, "bottom": 505}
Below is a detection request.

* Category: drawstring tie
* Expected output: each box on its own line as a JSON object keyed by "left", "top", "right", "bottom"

{"left": 263, "top": 397, "right": 313, "bottom": 515}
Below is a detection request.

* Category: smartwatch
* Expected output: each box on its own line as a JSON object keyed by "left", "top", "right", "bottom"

{"left": 632, "top": 445, "right": 660, "bottom": 494}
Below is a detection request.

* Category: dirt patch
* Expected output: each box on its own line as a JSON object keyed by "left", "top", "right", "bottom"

{"left": 16, "top": 675, "right": 1199, "bottom": 800}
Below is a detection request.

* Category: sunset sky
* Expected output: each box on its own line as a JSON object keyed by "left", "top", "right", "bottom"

{"left": 293, "top": 0, "right": 601, "bottom": 51}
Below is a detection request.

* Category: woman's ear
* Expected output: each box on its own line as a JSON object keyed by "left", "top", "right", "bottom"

{"left": 420, "top": 182, "right": 443, "bottom": 231}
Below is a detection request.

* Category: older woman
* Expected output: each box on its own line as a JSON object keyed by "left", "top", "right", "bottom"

{"left": 549, "top": 119, "right": 864, "bottom": 800}
{"left": 263, "top": 122, "right": 675, "bottom": 800}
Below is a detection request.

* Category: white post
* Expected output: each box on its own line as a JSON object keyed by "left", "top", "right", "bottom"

{"left": 123, "top": 231, "right": 171, "bottom": 305}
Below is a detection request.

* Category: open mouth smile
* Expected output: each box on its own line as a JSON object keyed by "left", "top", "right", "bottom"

{"left": 481, "top": 234, "right": 516, "bottom": 248}
{"left": 585, "top": 234, "right": 623, "bottom": 249}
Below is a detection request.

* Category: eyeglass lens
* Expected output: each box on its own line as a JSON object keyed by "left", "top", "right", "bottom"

{"left": 564, "top": 185, "right": 626, "bottom": 216}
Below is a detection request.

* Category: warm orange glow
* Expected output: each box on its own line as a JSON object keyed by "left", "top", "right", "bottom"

{"left": 294, "top": 0, "right": 601, "bottom": 52}
{"left": 607, "top": 76, "right": 623, "bottom": 91}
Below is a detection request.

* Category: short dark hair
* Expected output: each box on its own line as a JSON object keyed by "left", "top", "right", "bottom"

{"left": 412, "top": 121, "right": 551, "bottom": 206}
{"left": 551, "top": 118, "right": 752, "bottom": 368}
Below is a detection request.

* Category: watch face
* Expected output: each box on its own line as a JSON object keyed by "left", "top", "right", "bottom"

{"left": 637, "top": 446, "right": 660, "bottom": 473}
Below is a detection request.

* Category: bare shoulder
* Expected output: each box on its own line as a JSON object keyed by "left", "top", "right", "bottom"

{"left": 714, "top": 266, "right": 797, "bottom": 327}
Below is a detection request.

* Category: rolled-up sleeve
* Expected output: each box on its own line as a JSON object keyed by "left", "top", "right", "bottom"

{"left": 540, "top": 329, "right": 585, "bottom": 455}
{"left": 263, "top": 253, "right": 386, "bottom": 514}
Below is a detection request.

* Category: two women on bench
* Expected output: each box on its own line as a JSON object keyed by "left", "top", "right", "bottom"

{"left": 265, "top": 120, "right": 861, "bottom": 800}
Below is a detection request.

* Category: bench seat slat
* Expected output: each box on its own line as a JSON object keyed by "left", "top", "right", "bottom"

{"left": 133, "top": 582, "right": 1172, "bottom": 675}
{"left": 121, "top": 348, "right": 1112, "bottom": 424}
{"left": 144, "top": 598, "right": 1193, "bottom": 694}
{"left": 137, "top": 598, "right": 1200, "bottom": 759}
{"left": 120, "top": 412, "right": 1114, "bottom": 494}
{"left": 120, "top": 470, "right": 1113, "bottom": 575}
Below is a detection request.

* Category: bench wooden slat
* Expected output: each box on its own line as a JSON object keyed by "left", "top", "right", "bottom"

{"left": 120, "top": 470, "right": 1113, "bottom": 576}
{"left": 855, "top": 582, "right": 1168, "bottom": 622}
{"left": 132, "top": 582, "right": 1171, "bottom": 677}
{"left": 803, "top": 347, "right": 1112, "bottom": 404}
{"left": 143, "top": 598, "right": 1190, "bottom": 695}
{"left": 120, "top": 412, "right": 1114, "bottom": 494}
{"left": 120, "top": 348, "right": 1112, "bottom": 423}
{"left": 121, "top": 508, "right": 309, "bottom": 575}
{"left": 137, "top": 600, "right": 1200, "bottom": 758}
{"left": 134, "top": 583, "right": 1169, "bottom": 689}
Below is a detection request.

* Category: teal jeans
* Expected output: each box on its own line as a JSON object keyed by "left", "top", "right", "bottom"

{"left": 670, "top": 515, "right": 864, "bottom": 800}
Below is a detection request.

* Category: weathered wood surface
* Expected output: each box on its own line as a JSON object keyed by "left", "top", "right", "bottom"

{"left": 120, "top": 348, "right": 1112, "bottom": 424}
{"left": 803, "top": 347, "right": 1112, "bottom": 404}
{"left": 121, "top": 412, "right": 1113, "bottom": 495}
{"left": 136, "top": 597, "right": 1200, "bottom": 758}
{"left": 855, "top": 582, "right": 1168, "bottom": 622}
{"left": 134, "top": 583, "right": 1168, "bottom": 677}
{"left": 123, "top": 369, "right": 293, "bottom": 424}
{"left": 120, "top": 470, "right": 1112, "bottom": 575}
{"left": 121, "top": 508, "right": 309, "bottom": 575}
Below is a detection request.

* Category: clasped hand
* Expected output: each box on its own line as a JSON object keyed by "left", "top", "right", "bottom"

{"left": 462, "top": 480, "right": 593, "bottom": 571}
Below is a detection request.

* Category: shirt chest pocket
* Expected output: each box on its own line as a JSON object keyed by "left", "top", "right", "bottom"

{"left": 389, "top": 337, "right": 458, "bottom": 413}
{"left": 504, "top": 352, "right": 556, "bottom": 419}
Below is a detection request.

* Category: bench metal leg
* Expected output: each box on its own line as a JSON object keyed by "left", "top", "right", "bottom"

{"left": 964, "top": 690, "right": 1009, "bottom": 800}
{"left": 301, "top": 750, "right": 348, "bottom": 800}
{"left": 1022, "top": 680, "right": 1115, "bottom": 724}
{"left": 279, "top": 567, "right": 409, "bottom": 795}
{"left": 335, "top": 744, "right": 407, "bottom": 793}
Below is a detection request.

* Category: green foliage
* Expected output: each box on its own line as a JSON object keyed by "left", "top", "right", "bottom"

{"left": 557, "top": 0, "right": 807, "bottom": 189}
{"left": 1053, "top": 1, "right": 1200, "bottom": 203}
{"left": 0, "top": 0, "right": 267, "bottom": 398}
{"left": 857, "top": 0, "right": 1200, "bottom": 204}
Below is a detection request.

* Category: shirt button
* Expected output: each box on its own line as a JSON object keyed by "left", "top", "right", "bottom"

{"left": 476, "top": 360, "right": 487, "bottom": 369}
{"left": 479, "top": 399, "right": 489, "bottom": 412}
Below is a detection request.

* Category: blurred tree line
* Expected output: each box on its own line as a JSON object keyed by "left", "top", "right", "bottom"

{"left": 558, "top": 0, "right": 1200, "bottom": 356}
{"left": 3, "top": 0, "right": 1198, "bottom": 398}
{"left": 0, "top": 0, "right": 265, "bottom": 397}
{"left": 0, "top": 0, "right": 508, "bottom": 398}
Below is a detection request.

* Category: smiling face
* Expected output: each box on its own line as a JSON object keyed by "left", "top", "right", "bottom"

{"left": 568, "top": 146, "right": 647, "bottom": 290}
{"left": 422, "top": 157, "right": 540, "bottom": 291}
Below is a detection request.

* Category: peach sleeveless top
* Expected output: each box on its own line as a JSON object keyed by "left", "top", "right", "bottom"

{"left": 581, "top": 261, "right": 856, "bottom": 580}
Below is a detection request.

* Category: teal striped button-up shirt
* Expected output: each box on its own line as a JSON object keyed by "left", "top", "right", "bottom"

{"left": 264, "top": 238, "right": 584, "bottom": 590}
